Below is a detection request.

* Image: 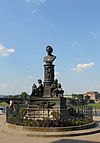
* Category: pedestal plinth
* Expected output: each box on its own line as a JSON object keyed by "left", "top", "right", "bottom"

{"left": 43, "top": 64, "right": 55, "bottom": 97}
{"left": 26, "top": 97, "right": 66, "bottom": 120}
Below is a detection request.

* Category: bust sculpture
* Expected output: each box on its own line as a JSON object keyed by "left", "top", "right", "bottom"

{"left": 44, "top": 45, "right": 56, "bottom": 63}
{"left": 30, "top": 45, "right": 64, "bottom": 98}
{"left": 43, "top": 45, "right": 56, "bottom": 97}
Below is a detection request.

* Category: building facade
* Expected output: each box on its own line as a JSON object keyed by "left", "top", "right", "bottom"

{"left": 84, "top": 91, "right": 100, "bottom": 102}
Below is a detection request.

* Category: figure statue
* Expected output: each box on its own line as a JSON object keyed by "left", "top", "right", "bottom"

{"left": 56, "top": 83, "right": 64, "bottom": 97}
{"left": 37, "top": 79, "right": 44, "bottom": 97}
{"left": 45, "top": 67, "right": 51, "bottom": 79}
{"left": 50, "top": 79, "right": 58, "bottom": 97}
{"left": 30, "top": 83, "right": 38, "bottom": 98}
{"left": 30, "top": 79, "right": 44, "bottom": 98}
{"left": 44, "top": 46, "right": 56, "bottom": 63}
{"left": 9, "top": 96, "right": 13, "bottom": 107}
{"left": 50, "top": 79, "right": 64, "bottom": 97}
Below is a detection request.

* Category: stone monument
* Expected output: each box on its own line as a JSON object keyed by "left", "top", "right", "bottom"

{"left": 6, "top": 46, "right": 94, "bottom": 129}
{"left": 27, "top": 45, "right": 66, "bottom": 120}
{"left": 43, "top": 46, "right": 56, "bottom": 97}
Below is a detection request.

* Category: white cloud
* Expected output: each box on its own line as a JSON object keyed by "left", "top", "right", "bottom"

{"left": 31, "top": 9, "right": 37, "bottom": 14}
{"left": 55, "top": 72, "right": 60, "bottom": 78}
{"left": 89, "top": 31, "right": 99, "bottom": 37}
{"left": 0, "top": 43, "right": 15, "bottom": 56}
{"left": 72, "top": 62, "right": 95, "bottom": 72}
{"left": 2, "top": 83, "right": 13, "bottom": 88}
{"left": 97, "top": 84, "right": 100, "bottom": 88}
{"left": 66, "top": 41, "right": 79, "bottom": 48}
{"left": 75, "top": 58, "right": 81, "bottom": 61}
{"left": 27, "top": 76, "right": 34, "bottom": 79}
{"left": 26, "top": 0, "right": 45, "bottom": 5}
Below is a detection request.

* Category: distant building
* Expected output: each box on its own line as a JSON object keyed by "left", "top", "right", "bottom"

{"left": 63, "top": 94, "right": 73, "bottom": 99}
{"left": 84, "top": 91, "right": 100, "bottom": 102}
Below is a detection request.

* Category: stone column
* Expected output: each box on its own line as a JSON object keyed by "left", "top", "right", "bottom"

{"left": 43, "top": 46, "right": 56, "bottom": 97}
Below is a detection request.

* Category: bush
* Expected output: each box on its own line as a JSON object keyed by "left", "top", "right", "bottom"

{"left": 7, "top": 116, "right": 92, "bottom": 127}
{"left": 6, "top": 106, "right": 93, "bottom": 127}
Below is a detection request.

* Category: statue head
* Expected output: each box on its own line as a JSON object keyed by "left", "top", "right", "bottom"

{"left": 38, "top": 79, "right": 42, "bottom": 84}
{"left": 33, "top": 83, "right": 37, "bottom": 87}
{"left": 54, "top": 79, "right": 58, "bottom": 83}
{"left": 57, "top": 83, "right": 61, "bottom": 88}
{"left": 46, "top": 46, "right": 53, "bottom": 55}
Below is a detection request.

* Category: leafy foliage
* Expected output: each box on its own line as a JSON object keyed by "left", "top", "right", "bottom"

{"left": 88, "top": 103, "right": 100, "bottom": 109}
{"left": 51, "top": 110, "right": 60, "bottom": 120}
{"left": 19, "top": 92, "right": 29, "bottom": 99}
{"left": 0, "top": 102, "right": 9, "bottom": 106}
{"left": 6, "top": 106, "right": 93, "bottom": 127}
{"left": 7, "top": 116, "right": 92, "bottom": 127}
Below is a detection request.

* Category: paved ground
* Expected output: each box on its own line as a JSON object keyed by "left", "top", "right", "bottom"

{"left": 0, "top": 115, "right": 100, "bottom": 143}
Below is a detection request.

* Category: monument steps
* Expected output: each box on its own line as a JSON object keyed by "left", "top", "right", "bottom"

{"left": 1, "top": 121, "right": 100, "bottom": 137}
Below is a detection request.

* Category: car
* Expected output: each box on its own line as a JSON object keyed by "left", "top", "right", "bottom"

{"left": 0, "top": 107, "right": 4, "bottom": 114}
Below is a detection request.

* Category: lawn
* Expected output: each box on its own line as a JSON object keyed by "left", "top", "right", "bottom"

{"left": 88, "top": 103, "right": 100, "bottom": 109}
{"left": 0, "top": 102, "right": 9, "bottom": 106}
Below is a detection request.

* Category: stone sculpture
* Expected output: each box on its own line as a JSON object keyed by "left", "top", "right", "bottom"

{"left": 50, "top": 79, "right": 64, "bottom": 97}
{"left": 30, "top": 45, "right": 64, "bottom": 98}
{"left": 30, "top": 79, "right": 44, "bottom": 98}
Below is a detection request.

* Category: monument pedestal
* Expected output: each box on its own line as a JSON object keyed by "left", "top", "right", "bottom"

{"left": 27, "top": 46, "right": 66, "bottom": 120}
{"left": 43, "top": 86, "right": 51, "bottom": 97}
{"left": 26, "top": 97, "right": 66, "bottom": 120}
{"left": 43, "top": 64, "right": 55, "bottom": 97}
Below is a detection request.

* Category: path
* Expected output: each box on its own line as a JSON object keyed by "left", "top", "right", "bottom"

{"left": 0, "top": 115, "right": 100, "bottom": 143}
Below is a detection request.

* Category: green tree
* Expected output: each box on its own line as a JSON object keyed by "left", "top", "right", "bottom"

{"left": 19, "top": 92, "right": 29, "bottom": 99}
{"left": 85, "top": 95, "right": 90, "bottom": 100}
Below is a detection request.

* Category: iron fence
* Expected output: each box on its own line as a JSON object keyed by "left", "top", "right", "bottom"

{"left": 6, "top": 102, "right": 93, "bottom": 127}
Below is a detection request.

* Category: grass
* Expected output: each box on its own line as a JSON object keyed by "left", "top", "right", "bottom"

{"left": 0, "top": 102, "right": 9, "bottom": 106}
{"left": 88, "top": 103, "right": 100, "bottom": 109}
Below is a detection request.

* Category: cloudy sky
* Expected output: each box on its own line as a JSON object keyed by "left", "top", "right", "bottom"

{"left": 0, "top": 0, "right": 100, "bottom": 95}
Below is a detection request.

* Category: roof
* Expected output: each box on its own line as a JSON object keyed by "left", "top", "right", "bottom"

{"left": 85, "top": 91, "right": 100, "bottom": 95}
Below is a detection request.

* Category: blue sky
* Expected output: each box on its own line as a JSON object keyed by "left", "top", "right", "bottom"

{"left": 0, "top": 0, "right": 100, "bottom": 95}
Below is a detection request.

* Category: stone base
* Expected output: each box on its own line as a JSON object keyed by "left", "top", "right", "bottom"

{"left": 26, "top": 97, "right": 66, "bottom": 120}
